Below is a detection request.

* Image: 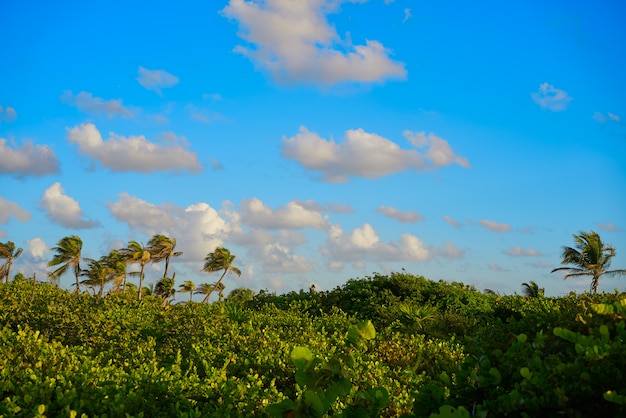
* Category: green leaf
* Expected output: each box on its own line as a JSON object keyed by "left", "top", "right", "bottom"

{"left": 520, "top": 367, "right": 531, "bottom": 379}
{"left": 347, "top": 320, "right": 376, "bottom": 344}
{"left": 291, "top": 346, "right": 314, "bottom": 370}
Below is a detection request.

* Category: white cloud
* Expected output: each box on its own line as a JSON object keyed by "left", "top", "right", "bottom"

{"left": 26, "top": 237, "right": 49, "bottom": 260}
{"left": 67, "top": 123, "right": 202, "bottom": 173}
{"left": 504, "top": 246, "right": 544, "bottom": 257}
{"left": 598, "top": 222, "right": 620, "bottom": 232}
{"left": 0, "top": 138, "right": 60, "bottom": 177}
{"left": 0, "top": 197, "right": 31, "bottom": 223}
{"left": 321, "top": 223, "right": 433, "bottom": 265}
{"left": 479, "top": 219, "right": 512, "bottom": 233}
{"left": 108, "top": 193, "right": 231, "bottom": 261}
{"left": 531, "top": 82, "right": 572, "bottom": 111}
{"left": 40, "top": 182, "right": 100, "bottom": 229}
{"left": 0, "top": 105, "right": 17, "bottom": 122}
{"left": 240, "top": 198, "right": 330, "bottom": 229}
{"left": 60, "top": 91, "right": 135, "bottom": 118}
{"left": 443, "top": 215, "right": 463, "bottom": 228}
{"left": 402, "top": 8, "right": 412, "bottom": 23}
{"left": 488, "top": 263, "right": 509, "bottom": 272}
{"left": 593, "top": 111, "right": 621, "bottom": 124}
{"left": 376, "top": 205, "right": 424, "bottom": 223}
{"left": 186, "top": 104, "right": 227, "bottom": 124}
{"left": 281, "top": 126, "right": 469, "bottom": 182}
{"left": 221, "top": 0, "right": 406, "bottom": 85}
{"left": 136, "top": 66, "right": 179, "bottom": 95}
{"left": 436, "top": 241, "right": 466, "bottom": 259}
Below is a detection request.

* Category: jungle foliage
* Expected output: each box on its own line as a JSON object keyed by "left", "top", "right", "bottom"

{"left": 1, "top": 272, "right": 625, "bottom": 417}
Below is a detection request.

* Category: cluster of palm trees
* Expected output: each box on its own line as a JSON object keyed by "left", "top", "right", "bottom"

{"left": 2, "top": 230, "right": 625, "bottom": 298}
{"left": 12, "top": 233, "right": 241, "bottom": 304}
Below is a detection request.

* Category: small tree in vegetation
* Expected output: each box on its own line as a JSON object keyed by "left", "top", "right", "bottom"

{"left": 521, "top": 281, "right": 544, "bottom": 298}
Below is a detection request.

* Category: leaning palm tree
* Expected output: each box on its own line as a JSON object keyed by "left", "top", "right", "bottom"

{"left": 80, "top": 258, "right": 111, "bottom": 297}
{"left": 48, "top": 235, "right": 83, "bottom": 293}
{"left": 521, "top": 281, "right": 544, "bottom": 298}
{"left": 148, "top": 234, "right": 183, "bottom": 278}
{"left": 0, "top": 241, "right": 23, "bottom": 283}
{"left": 119, "top": 241, "right": 151, "bottom": 300}
{"left": 200, "top": 246, "right": 241, "bottom": 303}
{"left": 213, "top": 281, "right": 226, "bottom": 302}
{"left": 194, "top": 283, "right": 214, "bottom": 303}
{"left": 551, "top": 230, "right": 626, "bottom": 294}
{"left": 101, "top": 249, "right": 127, "bottom": 293}
{"left": 178, "top": 280, "right": 196, "bottom": 303}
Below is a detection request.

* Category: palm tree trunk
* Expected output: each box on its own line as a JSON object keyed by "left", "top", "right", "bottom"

{"left": 5, "top": 260, "right": 11, "bottom": 284}
{"left": 163, "top": 256, "right": 170, "bottom": 278}
{"left": 74, "top": 265, "right": 80, "bottom": 294}
{"left": 138, "top": 264, "right": 145, "bottom": 300}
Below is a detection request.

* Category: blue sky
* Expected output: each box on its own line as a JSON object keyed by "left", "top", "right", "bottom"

{"left": 1, "top": 0, "right": 625, "bottom": 298}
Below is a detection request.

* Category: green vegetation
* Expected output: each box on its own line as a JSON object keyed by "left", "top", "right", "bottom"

{"left": 1, "top": 272, "right": 625, "bottom": 417}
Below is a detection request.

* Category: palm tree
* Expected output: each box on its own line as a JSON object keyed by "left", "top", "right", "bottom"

{"left": 521, "top": 281, "right": 544, "bottom": 298}
{"left": 200, "top": 246, "right": 241, "bottom": 303}
{"left": 101, "top": 249, "right": 127, "bottom": 293}
{"left": 178, "top": 280, "right": 196, "bottom": 303}
{"left": 194, "top": 283, "right": 214, "bottom": 303}
{"left": 551, "top": 230, "right": 626, "bottom": 294}
{"left": 154, "top": 273, "right": 176, "bottom": 307}
{"left": 80, "top": 258, "right": 111, "bottom": 297}
{"left": 0, "top": 241, "right": 23, "bottom": 283}
{"left": 213, "top": 281, "right": 226, "bottom": 302}
{"left": 148, "top": 234, "right": 183, "bottom": 278}
{"left": 119, "top": 241, "right": 151, "bottom": 300}
{"left": 226, "top": 287, "right": 255, "bottom": 304}
{"left": 48, "top": 235, "right": 83, "bottom": 293}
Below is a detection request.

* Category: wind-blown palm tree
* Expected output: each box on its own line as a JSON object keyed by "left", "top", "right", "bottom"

{"left": 148, "top": 234, "right": 183, "bottom": 278}
{"left": 551, "top": 230, "right": 626, "bottom": 294}
{"left": 200, "top": 246, "right": 241, "bottom": 303}
{"left": 226, "top": 287, "right": 255, "bottom": 304}
{"left": 48, "top": 235, "right": 83, "bottom": 293}
{"left": 102, "top": 249, "right": 127, "bottom": 293}
{"left": 80, "top": 258, "right": 109, "bottom": 297}
{"left": 194, "top": 283, "right": 214, "bottom": 303}
{"left": 0, "top": 241, "right": 23, "bottom": 283}
{"left": 154, "top": 274, "right": 176, "bottom": 307}
{"left": 178, "top": 280, "right": 196, "bottom": 303}
{"left": 521, "top": 281, "right": 544, "bottom": 298}
{"left": 119, "top": 241, "right": 151, "bottom": 300}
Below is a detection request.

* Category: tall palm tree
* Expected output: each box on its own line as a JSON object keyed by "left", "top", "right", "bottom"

{"left": 0, "top": 241, "right": 23, "bottom": 283}
{"left": 178, "top": 280, "right": 196, "bottom": 303}
{"left": 154, "top": 274, "right": 176, "bottom": 307}
{"left": 200, "top": 246, "right": 241, "bottom": 303}
{"left": 148, "top": 234, "right": 183, "bottom": 278}
{"left": 551, "top": 230, "right": 626, "bottom": 294}
{"left": 48, "top": 235, "right": 83, "bottom": 293}
{"left": 119, "top": 241, "right": 151, "bottom": 300}
{"left": 521, "top": 281, "right": 544, "bottom": 298}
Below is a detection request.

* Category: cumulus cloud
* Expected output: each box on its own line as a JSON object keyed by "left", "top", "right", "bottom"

{"left": 221, "top": 0, "right": 406, "bottom": 85}
{"left": 436, "top": 241, "right": 466, "bottom": 259}
{"left": 0, "top": 197, "right": 31, "bottom": 223}
{"left": 479, "top": 219, "right": 512, "bottom": 233}
{"left": 376, "top": 205, "right": 424, "bottom": 223}
{"left": 40, "top": 182, "right": 100, "bottom": 229}
{"left": 504, "top": 246, "right": 544, "bottom": 257}
{"left": 108, "top": 193, "right": 231, "bottom": 260}
{"left": 0, "top": 105, "right": 17, "bottom": 122}
{"left": 531, "top": 82, "right": 572, "bottom": 111}
{"left": 240, "top": 198, "right": 330, "bottom": 229}
{"left": 60, "top": 91, "right": 135, "bottom": 118}
{"left": 67, "top": 123, "right": 202, "bottom": 173}
{"left": 26, "top": 237, "right": 49, "bottom": 260}
{"left": 0, "top": 138, "right": 60, "bottom": 177}
{"left": 281, "top": 126, "right": 469, "bottom": 182}
{"left": 321, "top": 223, "right": 433, "bottom": 266}
{"left": 136, "top": 67, "right": 179, "bottom": 95}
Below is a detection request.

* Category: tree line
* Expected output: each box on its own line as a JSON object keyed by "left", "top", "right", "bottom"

{"left": 0, "top": 234, "right": 241, "bottom": 305}
{"left": 1, "top": 230, "right": 625, "bottom": 299}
